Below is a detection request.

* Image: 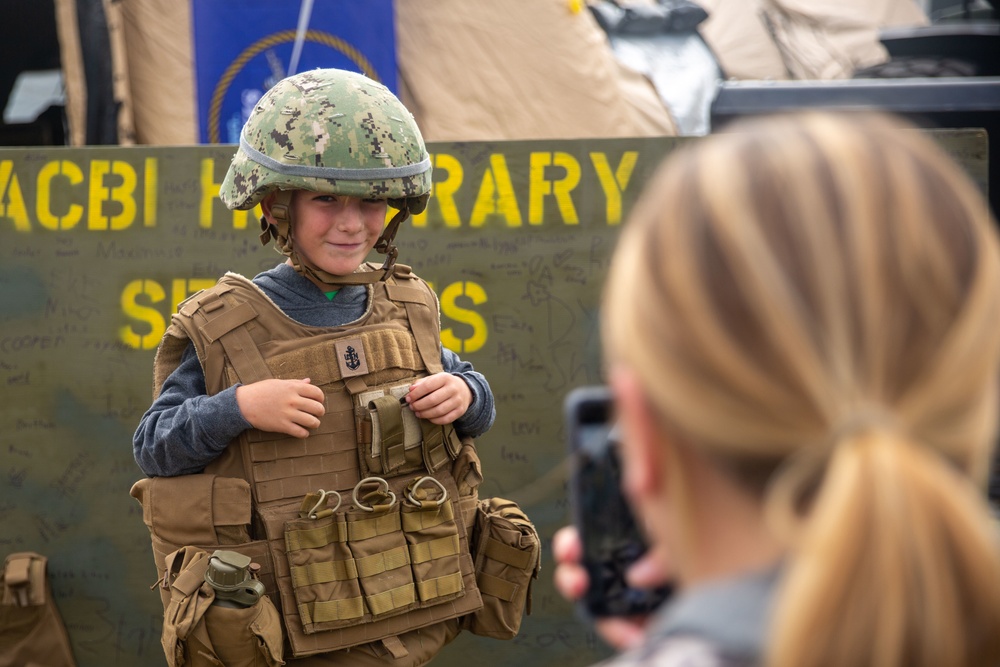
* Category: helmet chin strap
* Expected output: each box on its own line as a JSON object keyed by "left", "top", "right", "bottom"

{"left": 259, "top": 190, "right": 408, "bottom": 290}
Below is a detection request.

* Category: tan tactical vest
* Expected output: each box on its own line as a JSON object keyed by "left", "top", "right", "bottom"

{"left": 148, "top": 264, "right": 486, "bottom": 659}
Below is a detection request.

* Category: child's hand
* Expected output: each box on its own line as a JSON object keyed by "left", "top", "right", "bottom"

{"left": 403, "top": 373, "right": 472, "bottom": 425}
{"left": 236, "top": 378, "right": 326, "bottom": 438}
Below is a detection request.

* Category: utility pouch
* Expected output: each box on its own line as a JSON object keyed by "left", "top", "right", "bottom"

{"left": 346, "top": 478, "right": 416, "bottom": 618}
{"left": 401, "top": 476, "right": 465, "bottom": 605}
{"left": 461, "top": 498, "right": 541, "bottom": 639}
{"left": 0, "top": 551, "right": 76, "bottom": 667}
{"left": 356, "top": 382, "right": 424, "bottom": 478}
{"left": 355, "top": 380, "right": 464, "bottom": 479}
{"left": 283, "top": 491, "right": 366, "bottom": 633}
{"left": 161, "top": 546, "right": 284, "bottom": 667}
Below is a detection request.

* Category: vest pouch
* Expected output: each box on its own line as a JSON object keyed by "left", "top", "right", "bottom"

{"left": 346, "top": 478, "right": 416, "bottom": 618}
{"left": 201, "top": 601, "right": 284, "bottom": 667}
{"left": 401, "top": 476, "right": 465, "bottom": 605}
{"left": 161, "top": 546, "right": 284, "bottom": 667}
{"left": 130, "top": 475, "right": 277, "bottom": 612}
{"left": 419, "top": 421, "right": 461, "bottom": 473}
{"left": 0, "top": 551, "right": 76, "bottom": 667}
{"left": 131, "top": 475, "right": 252, "bottom": 547}
{"left": 461, "top": 498, "right": 542, "bottom": 639}
{"left": 356, "top": 381, "right": 428, "bottom": 479}
{"left": 283, "top": 491, "right": 366, "bottom": 633}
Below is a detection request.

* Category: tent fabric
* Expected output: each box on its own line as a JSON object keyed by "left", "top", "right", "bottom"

{"left": 104, "top": 0, "right": 136, "bottom": 144}
{"left": 54, "top": 0, "right": 137, "bottom": 145}
{"left": 698, "top": 0, "right": 791, "bottom": 80}
{"left": 698, "top": 0, "right": 928, "bottom": 81}
{"left": 762, "top": 0, "right": 929, "bottom": 80}
{"left": 394, "top": 0, "right": 678, "bottom": 141}
{"left": 118, "top": 0, "right": 197, "bottom": 145}
{"left": 53, "top": 0, "right": 87, "bottom": 146}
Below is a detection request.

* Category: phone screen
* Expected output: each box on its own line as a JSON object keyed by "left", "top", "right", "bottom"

{"left": 565, "top": 386, "right": 672, "bottom": 618}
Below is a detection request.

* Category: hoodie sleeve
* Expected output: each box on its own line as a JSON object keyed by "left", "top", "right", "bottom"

{"left": 132, "top": 343, "right": 252, "bottom": 477}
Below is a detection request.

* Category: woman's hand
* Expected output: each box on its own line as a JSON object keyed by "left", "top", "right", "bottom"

{"left": 552, "top": 525, "right": 671, "bottom": 651}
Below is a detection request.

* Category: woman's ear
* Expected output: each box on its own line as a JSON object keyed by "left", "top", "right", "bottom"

{"left": 610, "top": 368, "right": 667, "bottom": 503}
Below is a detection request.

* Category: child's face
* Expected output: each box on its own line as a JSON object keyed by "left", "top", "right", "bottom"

{"left": 289, "top": 190, "right": 388, "bottom": 276}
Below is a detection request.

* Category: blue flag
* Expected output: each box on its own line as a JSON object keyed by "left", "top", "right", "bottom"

{"left": 191, "top": 0, "right": 397, "bottom": 144}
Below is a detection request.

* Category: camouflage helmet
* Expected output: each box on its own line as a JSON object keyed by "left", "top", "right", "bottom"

{"left": 220, "top": 68, "right": 430, "bottom": 286}
{"left": 220, "top": 68, "right": 431, "bottom": 212}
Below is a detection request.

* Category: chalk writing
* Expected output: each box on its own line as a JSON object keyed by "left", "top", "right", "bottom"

{"left": 500, "top": 443, "right": 531, "bottom": 464}
{"left": 52, "top": 451, "right": 95, "bottom": 498}
{"left": 16, "top": 418, "right": 56, "bottom": 431}
{"left": 0, "top": 334, "right": 65, "bottom": 352}
{"left": 8, "top": 467, "right": 27, "bottom": 488}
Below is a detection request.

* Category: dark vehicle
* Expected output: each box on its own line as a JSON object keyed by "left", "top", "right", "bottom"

{"left": 711, "top": 4, "right": 999, "bottom": 216}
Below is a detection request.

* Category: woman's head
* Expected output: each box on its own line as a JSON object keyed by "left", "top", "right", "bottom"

{"left": 603, "top": 111, "right": 1000, "bottom": 666}
{"left": 605, "top": 111, "right": 999, "bottom": 490}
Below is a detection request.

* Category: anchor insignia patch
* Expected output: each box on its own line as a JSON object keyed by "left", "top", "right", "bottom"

{"left": 335, "top": 338, "right": 368, "bottom": 377}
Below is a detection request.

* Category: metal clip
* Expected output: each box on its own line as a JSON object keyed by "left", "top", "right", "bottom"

{"left": 405, "top": 476, "right": 449, "bottom": 507}
{"left": 352, "top": 477, "right": 396, "bottom": 513}
{"left": 302, "top": 489, "right": 342, "bottom": 519}
{"left": 299, "top": 489, "right": 341, "bottom": 519}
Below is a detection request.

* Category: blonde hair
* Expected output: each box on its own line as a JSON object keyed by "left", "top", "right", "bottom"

{"left": 602, "top": 112, "right": 1000, "bottom": 666}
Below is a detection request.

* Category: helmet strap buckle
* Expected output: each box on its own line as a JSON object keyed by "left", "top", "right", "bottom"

{"left": 378, "top": 245, "right": 399, "bottom": 279}
{"left": 258, "top": 215, "right": 275, "bottom": 246}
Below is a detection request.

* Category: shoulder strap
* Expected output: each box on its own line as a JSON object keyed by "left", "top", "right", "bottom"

{"left": 164, "top": 275, "right": 276, "bottom": 394}
{"left": 193, "top": 288, "right": 272, "bottom": 387}
{"left": 384, "top": 265, "right": 444, "bottom": 374}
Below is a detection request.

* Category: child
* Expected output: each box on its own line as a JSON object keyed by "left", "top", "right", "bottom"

{"left": 133, "top": 68, "right": 497, "bottom": 666}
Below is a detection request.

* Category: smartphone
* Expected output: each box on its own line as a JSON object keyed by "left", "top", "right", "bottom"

{"left": 564, "top": 385, "right": 672, "bottom": 618}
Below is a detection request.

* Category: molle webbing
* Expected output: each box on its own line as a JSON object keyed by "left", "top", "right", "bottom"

{"left": 191, "top": 303, "right": 428, "bottom": 392}
{"left": 476, "top": 537, "right": 538, "bottom": 602}
{"left": 263, "top": 328, "right": 427, "bottom": 387}
{"left": 242, "top": 327, "right": 431, "bottom": 506}
{"left": 262, "top": 471, "right": 483, "bottom": 656}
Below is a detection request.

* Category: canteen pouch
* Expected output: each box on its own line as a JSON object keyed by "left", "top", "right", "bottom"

{"left": 130, "top": 475, "right": 276, "bottom": 612}
{"left": 461, "top": 497, "right": 541, "bottom": 639}
{"left": 0, "top": 551, "right": 76, "bottom": 667}
{"left": 161, "top": 546, "right": 284, "bottom": 667}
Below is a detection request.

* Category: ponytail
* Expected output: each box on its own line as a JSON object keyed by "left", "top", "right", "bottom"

{"left": 767, "top": 429, "right": 1000, "bottom": 667}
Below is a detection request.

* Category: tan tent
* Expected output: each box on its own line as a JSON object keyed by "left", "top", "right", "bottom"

{"left": 395, "top": 0, "right": 678, "bottom": 141}
{"left": 759, "top": 0, "right": 929, "bottom": 79}
{"left": 54, "top": 0, "right": 927, "bottom": 146}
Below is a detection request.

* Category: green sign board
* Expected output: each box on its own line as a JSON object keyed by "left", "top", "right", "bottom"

{"left": 0, "top": 130, "right": 987, "bottom": 666}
